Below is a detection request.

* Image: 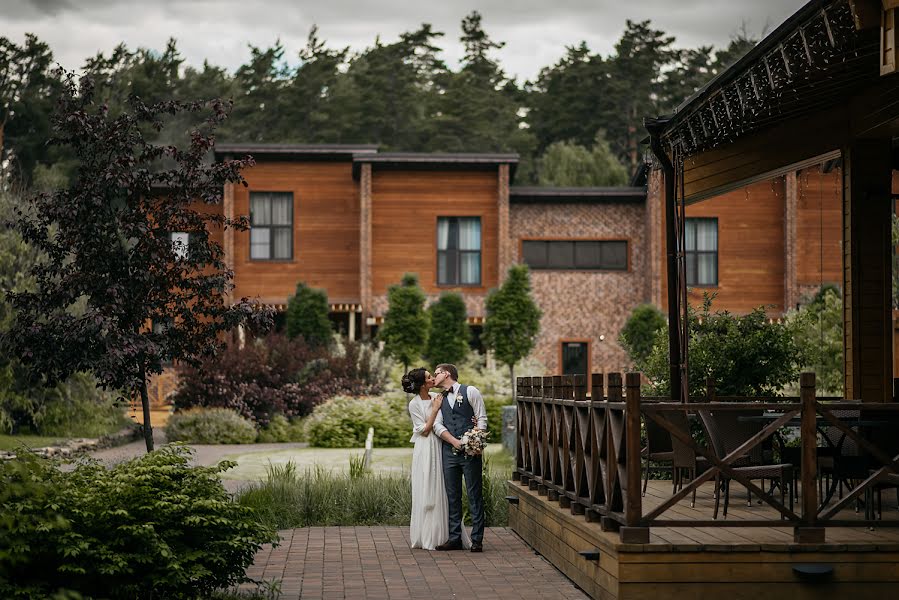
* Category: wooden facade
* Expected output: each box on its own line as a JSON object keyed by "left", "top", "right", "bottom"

{"left": 229, "top": 160, "right": 361, "bottom": 305}
{"left": 370, "top": 169, "right": 500, "bottom": 296}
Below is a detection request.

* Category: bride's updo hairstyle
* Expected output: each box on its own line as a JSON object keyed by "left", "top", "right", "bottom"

{"left": 401, "top": 368, "right": 427, "bottom": 394}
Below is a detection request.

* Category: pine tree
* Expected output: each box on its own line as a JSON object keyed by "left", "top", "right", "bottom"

{"left": 378, "top": 273, "right": 429, "bottom": 372}
{"left": 483, "top": 265, "right": 541, "bottom": 402}
{"left": 285, "top": 282, "right": 332, "bottom": 347}
{"left": 425, "top": 292, "right": 469, "bottom": 366}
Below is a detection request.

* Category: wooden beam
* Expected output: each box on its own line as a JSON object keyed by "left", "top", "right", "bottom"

{"left": 849, "top": 0, "right": 883, "bottom": 29}
{"left": 842, "top": 139, "right": 893, "bottom": 403}
{"left": 883, "top": 6, "right": 898, "bottom": 75}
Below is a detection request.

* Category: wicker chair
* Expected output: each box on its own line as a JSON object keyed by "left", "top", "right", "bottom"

{"left": 698, "top": 409, "right": 795, "bottom": 519}
{"left": 642, "top": 413, "right": 675, "bottom": 497}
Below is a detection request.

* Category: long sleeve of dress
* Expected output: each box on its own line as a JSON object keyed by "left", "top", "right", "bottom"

{"left": 409, "top": 399, "right": 427, "bottom": 436}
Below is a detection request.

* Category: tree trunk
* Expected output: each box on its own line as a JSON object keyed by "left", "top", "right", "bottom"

{"left": 139, "top": 368, "right": 154, "bottom": 452}
{"left": 510, "top": 364, "right": 516, "bottom": 403}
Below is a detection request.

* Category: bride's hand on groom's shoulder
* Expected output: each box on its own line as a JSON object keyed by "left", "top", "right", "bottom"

{"left": 431, "top": 395, "right": 443, "bottom": 410}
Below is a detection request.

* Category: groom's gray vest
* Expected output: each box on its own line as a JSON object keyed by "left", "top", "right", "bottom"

{"left": 440, "top": 384, "right": 473, "bottom": 440}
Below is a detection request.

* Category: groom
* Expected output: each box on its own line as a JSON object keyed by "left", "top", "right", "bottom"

{"left": 432, "top": 363, "right": 488, "bottom": 552}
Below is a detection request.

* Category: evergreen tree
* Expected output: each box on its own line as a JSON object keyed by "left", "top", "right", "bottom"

{"left": 483, "top": 265, "right": 541, "bottom": 402}
{"left": 0, "top": 34, "right": 57, "bottom": 184}
{"left": 619, "top": 304, "right": 667, "bottom": 368}
{"left": 527, "top": 42, "right": 609, "bottom": 154}
{"left": 536, "top": 131, "right": 628, "bottom": 187}
{"left": 285, "top": 282, "right": 332, "bottom": 346}
{"left": 3, "top": 72, "right": 269, "bottom": 452}
{"left": 425, "top": 292, "right": 469, "bottom": 366}
{"left": 378, "top": 273, "right": 429, "bottom": 372}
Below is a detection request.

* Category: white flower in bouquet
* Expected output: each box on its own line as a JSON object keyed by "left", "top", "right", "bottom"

{"left": 455, "top": 428, "right": 489, "bottom": 456}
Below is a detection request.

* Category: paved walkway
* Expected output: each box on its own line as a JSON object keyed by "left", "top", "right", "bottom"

{"left": 245, "top": 527, "right": 589, "bottom": 600}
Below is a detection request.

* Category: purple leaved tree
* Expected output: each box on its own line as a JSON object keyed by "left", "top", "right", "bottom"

{"left": 3, "top": 71, "right": 271, "bottom": 452}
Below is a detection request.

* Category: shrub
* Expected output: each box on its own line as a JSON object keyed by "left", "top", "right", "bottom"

{"left": 172, "top": 334, "right": 385, "bottom": 427}
{"left": 483, "top": 395, "right": 514, "bottom": 434}
{"left": 0, "top": 445, "right": 276, "bottom": 599}
{"left": 642, "top": 294, "right": 806, "bottom": 396}
{"left": 304, "top": 395, "right": 410, "bottom": 448}
{"left": 255, "top": 414, "right": 306, "bottom": 443}
{"left": 619, "top": 304, "right": 667, "bottom": 367}
{"left": 285, "top": 282, "right": 332, "bottom": 347}
{"left": 166, "top": 408, "right": 258, "bottom": 444}
{"left": 378, "top": 273, "right": 429, "bottom": 372}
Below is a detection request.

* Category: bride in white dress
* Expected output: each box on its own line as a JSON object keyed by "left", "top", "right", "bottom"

{"left": 404, "top": 368, "right": 472, "bottom": 550}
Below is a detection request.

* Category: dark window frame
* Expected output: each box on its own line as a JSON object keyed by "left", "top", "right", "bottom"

{"left": 436, "top": 216, "right": 482, "bottom": 287}
{"left": 684, "top": 217, "right": 718, "bottom": 287}
{"left": 521, "top": 239, "right": 629, "bottom": 271}
{"left": 249, "top": 191, "right": 294, "bottom": 261}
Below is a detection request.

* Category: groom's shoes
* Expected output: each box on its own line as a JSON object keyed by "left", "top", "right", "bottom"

{"left": 435, "top": 540, "right": 464, "bottom": 551}
{"left": 470, "top": 541, "right": 483, "bottom": 553}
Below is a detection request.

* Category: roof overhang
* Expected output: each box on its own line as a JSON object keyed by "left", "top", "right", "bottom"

{"left": 645, "top": 0, "right": 899, "bottom": 203}
{"left": 352, "top": 152, "right": 519, "bottom": 179}
{"left": 214, "top": 143, "right": 379, "bottom": 162}
{"left": 509, "top": 186, "right": 646, "bottom": 204}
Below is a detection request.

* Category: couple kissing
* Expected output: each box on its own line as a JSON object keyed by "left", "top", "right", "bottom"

{"left": 403, "top": 363, "right": 487, "bottom": 552}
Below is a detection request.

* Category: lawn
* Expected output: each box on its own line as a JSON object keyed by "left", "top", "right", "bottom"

{"left": 221, "top": 443, "right": 514, "bottom": 481}
{"left": 0, "top": 434, "right": 66, "bottom": 451}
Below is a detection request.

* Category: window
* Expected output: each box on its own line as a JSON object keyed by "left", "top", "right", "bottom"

{"left": 437, "top": 217, "right": 481, "bottom": 285}
{"left": 561, "top": 342, "right": 589, "bottom": 377}
{"left": 521, "top": 240, "right": 627, "bottom": 270}
{"left": 685, "top": 218, "right": 718, "bottom": 286}
{"left": 170, "top": 231, "right": 190, "bottom": 260}
{"left": 250, "top": 192, "right": 293, "bottom": 260}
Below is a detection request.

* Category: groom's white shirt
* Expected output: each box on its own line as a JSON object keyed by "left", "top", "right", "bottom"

{"left": 433, "top": 382, "right": 488, "bottom": 438}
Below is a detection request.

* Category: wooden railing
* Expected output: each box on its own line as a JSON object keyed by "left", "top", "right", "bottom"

{"left": 514, "top": 372, "right": 899, "bottom": 543}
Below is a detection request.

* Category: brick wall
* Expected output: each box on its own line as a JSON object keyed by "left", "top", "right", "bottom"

{"left": 509, "top": 202, "right": 649, "bottom": 375}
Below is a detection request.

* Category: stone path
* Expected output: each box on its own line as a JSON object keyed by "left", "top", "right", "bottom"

{"left": 245, "top": 527, "right": 590, "bottom": 600}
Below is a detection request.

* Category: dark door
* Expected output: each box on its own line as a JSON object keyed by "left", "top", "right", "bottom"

{"left": 561, "top": 342, "right": 588, "bottom": 377}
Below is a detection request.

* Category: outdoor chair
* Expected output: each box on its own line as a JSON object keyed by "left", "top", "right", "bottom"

{"left": 863, "top": 413, "right": 899, "bottom": 520}
{"left": 817, "top": 408, "right": 863, "bottom": 506}
{"left": 698, "top": 409, "right": 795, "bottom": 519}
{"left": 666, "top": 410, "right": 710, "bottom": 508}
{"left": 642, "top": 411, "right": 675, "bottom": 497}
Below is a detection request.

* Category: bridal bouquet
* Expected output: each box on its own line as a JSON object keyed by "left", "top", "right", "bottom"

{"left": 454, "top": 428, "right": 489, "bottom": 456}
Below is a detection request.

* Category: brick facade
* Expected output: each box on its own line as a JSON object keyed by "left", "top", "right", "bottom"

{"left": 510, "top": 202, "right": 649, "bottom": 375}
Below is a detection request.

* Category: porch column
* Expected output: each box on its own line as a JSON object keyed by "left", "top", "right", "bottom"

{"left": 359, "top": 163, "right": 373, "bottom": 340}
{"left": 842, "top": 139, "right": 893, "bottom": 402}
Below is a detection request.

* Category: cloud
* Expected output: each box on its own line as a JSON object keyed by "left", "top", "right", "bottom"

{"left": 1, "top": 0, "right": 806, "bottom": 80}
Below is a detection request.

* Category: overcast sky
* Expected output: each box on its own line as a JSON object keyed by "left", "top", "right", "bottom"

{"left": 3, "top": 0, "right": 808, "bottom": 82}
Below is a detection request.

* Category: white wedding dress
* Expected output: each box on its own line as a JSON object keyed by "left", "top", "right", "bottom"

{"left": 408, "top": 393, "right": 472, "bottom": 550}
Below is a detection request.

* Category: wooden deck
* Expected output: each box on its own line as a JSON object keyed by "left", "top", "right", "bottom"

{"left": 508, "top": 480, "right": 899, "bottom": 600}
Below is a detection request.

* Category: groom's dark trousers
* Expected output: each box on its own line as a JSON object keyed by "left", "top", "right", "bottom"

{"left": 440, "top": 385, "right": 485, "bottom": 544}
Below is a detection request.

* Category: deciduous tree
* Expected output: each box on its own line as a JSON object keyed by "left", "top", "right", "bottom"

{"left": 425, "top": 292, "right": 469, "bottom": 366}
{"left": 3, "top": 71, "right": 269, "bottom": 452}
{"left": 378, "top": 273, "right": 429, "bottom": 373}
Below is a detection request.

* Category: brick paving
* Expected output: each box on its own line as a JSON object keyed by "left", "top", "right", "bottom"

{"left": 245, "top": 527, "right": 590, "bottom": 600}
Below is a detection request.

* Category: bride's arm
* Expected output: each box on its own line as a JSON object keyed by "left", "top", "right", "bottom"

{"left": 419, "top": 394, "right": 443, "bottom": 436}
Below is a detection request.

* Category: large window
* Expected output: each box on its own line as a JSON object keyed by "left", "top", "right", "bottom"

{"left": 522, "top": 240, "right": 628, "bottom": 271}
{"left": 685, "top": 218, "right": 718, "bottom": 286}
{"left": 250, "top": 192, "right": 293, "bottom": 260}
{"left": 437, "top": 217, "right": 481, "bottom": 285}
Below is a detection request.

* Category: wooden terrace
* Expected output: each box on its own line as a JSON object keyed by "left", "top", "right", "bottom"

{"left": 507, "top": 373, "right": 899, "bottom": 599}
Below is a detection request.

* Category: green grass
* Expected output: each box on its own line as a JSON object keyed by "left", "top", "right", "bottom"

{"left": 235, "top": 448, "right": 514, "bottom": 531}
{"left": 0, "top": 434, "right": 65, "bottom": 451}
{"left": 221, "top": 443, "right": 514, "bottom": 481}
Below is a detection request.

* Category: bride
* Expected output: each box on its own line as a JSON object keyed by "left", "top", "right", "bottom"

{"left": 403, "top": 368, "right": 472, "bottom": 550}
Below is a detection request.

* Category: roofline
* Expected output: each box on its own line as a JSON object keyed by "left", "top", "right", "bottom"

{"left": 510, "top": 186, "right": 646, "bottom": 204}
{"left": 352, "top": 152, "right": 519, "bottom": 178}
{"left": 214, "top": 143, "right": 379, "bottom": 161}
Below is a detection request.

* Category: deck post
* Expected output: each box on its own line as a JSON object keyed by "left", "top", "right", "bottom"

{"left": 795, "top": 372, "right": 824, "bottom": 543}
{"left": 623, "top": 372, "right": 649, "bottom": 543}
